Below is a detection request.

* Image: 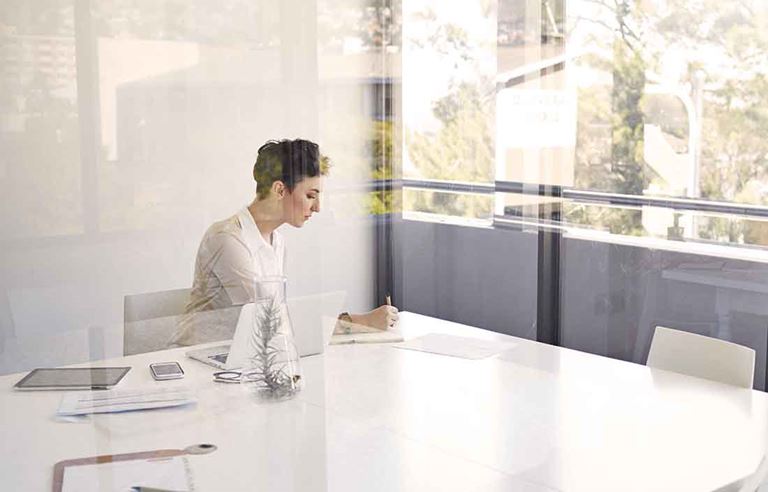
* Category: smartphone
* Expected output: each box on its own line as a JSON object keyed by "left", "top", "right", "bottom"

{"left": 149, "top": 361, "right": 184, "bottom": 381}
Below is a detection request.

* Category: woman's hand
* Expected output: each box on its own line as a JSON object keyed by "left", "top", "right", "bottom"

{"left": 350, "top": 305, "right": 399, "bottom": 331}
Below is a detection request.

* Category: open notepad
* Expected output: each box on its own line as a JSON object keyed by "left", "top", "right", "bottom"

{"left": 330, "top": 328, "right": 404, "bottom": 345}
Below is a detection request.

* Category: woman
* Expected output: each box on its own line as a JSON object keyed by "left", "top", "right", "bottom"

{"left": 170, "top": 138, "right": 398, "bottom": 346}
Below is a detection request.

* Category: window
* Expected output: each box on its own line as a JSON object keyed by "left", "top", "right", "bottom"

{"left": 399, "top": 0, "right": 768, "bottom": 253}
{"left": 402, "top": 1, "right": 496, "bottom": 222}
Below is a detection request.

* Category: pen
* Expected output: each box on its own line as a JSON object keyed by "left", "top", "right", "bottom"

{"left": 386, "top": 294, "right": 391, "bottom": 306}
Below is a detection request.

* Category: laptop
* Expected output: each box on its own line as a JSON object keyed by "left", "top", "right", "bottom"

{"left": 186, "top": 291, "right": 346, "bottom": 370}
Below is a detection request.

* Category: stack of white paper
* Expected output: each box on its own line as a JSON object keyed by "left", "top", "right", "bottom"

{"left": 57, "top": 387, "right": 196, "bottom": 416}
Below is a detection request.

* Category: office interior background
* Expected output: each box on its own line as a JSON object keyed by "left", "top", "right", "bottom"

{"left": 2, "top": 0, "right": 768, "bottom": 389}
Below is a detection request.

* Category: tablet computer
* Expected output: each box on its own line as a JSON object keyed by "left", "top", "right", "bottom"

{"left": 13, "top": 367, "right": 131, "bottom": 391}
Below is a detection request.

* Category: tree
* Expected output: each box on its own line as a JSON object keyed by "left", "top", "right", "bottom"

{"left": 569, "top": 0, "right": 649, "bottom": 234}
{"left": 570, "top": 0, "right": 768, "bottom": 244}
{"left": 654, "top": 0, "right": 768, "bottom": 208}
{"left": 368, "top": 120, "right": 397, "bottom": 216}
{"left": 405, "top": 82, "right": 494, "bottom": 219}
{"left": 651, "top": 0, "right": 768, "bottom": 245}
{"left": 403, "top": 11, "right": 494, "bottom": 219}
{"left": 610, "top": 39, "right": 646, "bottom": 197}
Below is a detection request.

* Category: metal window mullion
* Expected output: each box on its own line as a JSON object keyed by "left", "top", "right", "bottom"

{"left": 74, "top": 0, "right": 101, "bottom": 235}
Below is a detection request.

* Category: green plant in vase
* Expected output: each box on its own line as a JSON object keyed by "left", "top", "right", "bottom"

{"left": 242, "top": 298, "right": 302, "bottom": 399}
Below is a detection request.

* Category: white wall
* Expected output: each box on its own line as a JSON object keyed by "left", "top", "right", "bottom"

{"left": 0, "top": 0, "right": 379, "bottom": 374}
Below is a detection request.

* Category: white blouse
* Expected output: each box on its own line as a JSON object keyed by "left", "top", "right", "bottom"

{"left": 170, "top": 207, "right": 286, "bottom": 346}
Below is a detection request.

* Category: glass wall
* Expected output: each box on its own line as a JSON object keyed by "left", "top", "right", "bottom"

{"left": 400, "top": 0, "right": 768, "bottom": 244}
{"left": 2, "top": 0, "right": 768, "bottom": 385}
{"left": 1, "top": 2, "right": 767, "bottom": 488}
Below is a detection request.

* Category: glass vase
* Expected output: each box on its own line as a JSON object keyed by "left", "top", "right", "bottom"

{"left": 239, "top": 276, "right": 303, "bottom": 400}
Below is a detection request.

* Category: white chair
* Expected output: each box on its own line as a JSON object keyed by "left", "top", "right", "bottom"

{"left": 647, "top": 325, "right": 756, "bottom": 389}
{"left": 123, "top": 288, "right": 190, "bottom": 356}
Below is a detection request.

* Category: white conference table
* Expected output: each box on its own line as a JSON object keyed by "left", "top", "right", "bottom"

{"left": 1, "top": 312, "right": 768, "bottom": 492}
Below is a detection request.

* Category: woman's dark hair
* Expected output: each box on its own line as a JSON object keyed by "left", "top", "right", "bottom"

{"left": 253, "top": 139, "right": 330, "bottom": 199}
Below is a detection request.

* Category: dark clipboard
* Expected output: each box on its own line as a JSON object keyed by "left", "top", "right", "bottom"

{"left": 52, "top": 444, "right": 216, "bottom": 492}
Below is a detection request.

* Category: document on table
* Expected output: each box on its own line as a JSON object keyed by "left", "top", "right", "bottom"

{"left": 393, "top": 333, "right": 514, "bottom": 360}
{"left": 62, "top": 456, "right": 193, "bottom": 492}
{"left": 57, "top": 387, "right": 196, "bottom": 416}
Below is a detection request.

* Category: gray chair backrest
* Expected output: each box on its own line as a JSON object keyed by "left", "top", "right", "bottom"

{"left": 123, "top": 288, "right": 190, "bottom": 356}
{"left": 647, "top": 326, "right": 756, "bottom": 389}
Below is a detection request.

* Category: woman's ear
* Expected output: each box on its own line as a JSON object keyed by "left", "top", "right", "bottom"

{"left": 272, "top": 180, "right": 286, "bottom": 198}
